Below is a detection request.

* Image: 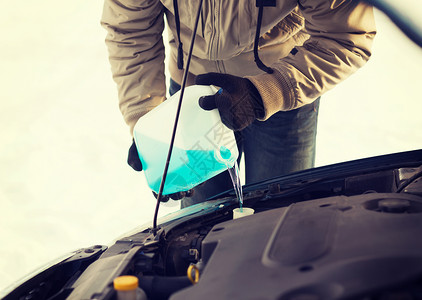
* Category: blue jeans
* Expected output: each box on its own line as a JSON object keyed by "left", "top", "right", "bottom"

{"left": 169, "top": 79, "right": 320, "bottom": 208}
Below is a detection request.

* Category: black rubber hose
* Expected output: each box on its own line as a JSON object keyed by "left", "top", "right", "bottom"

{"left": 152, "top": 0, "right": 204, "bottom": 234}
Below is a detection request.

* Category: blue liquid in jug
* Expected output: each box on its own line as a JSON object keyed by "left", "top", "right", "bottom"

{"left": 137, "top": 135, "right": 234, "bottom": 195}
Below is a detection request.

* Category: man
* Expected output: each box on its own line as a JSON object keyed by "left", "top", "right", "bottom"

{"left": 101, "top": 0, "right": 376, "bottom": 207}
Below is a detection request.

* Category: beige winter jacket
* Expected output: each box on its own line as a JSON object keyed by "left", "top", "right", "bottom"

{"left": 101, "top": 0, "right": 376, "bottom": 134}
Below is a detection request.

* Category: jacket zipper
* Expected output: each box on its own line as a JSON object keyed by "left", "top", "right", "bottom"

{"left": 209, "top": 0, "right": 220, "bottom": 61}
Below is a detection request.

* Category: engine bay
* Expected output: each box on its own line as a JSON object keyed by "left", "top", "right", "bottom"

{"left": 156, "top": 164, "right": 422, "bottom": 300}
{"left": 4, "top": 151, "right": 422, "bottom": 300}
{"left": 108, "top": 160, "right": 422, "bottom": 300}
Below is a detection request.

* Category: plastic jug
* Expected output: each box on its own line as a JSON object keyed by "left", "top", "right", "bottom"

{"left": 133, "top": 85, "right": 239, "bottom": 195}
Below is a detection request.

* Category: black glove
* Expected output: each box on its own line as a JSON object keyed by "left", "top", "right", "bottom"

{"left": 127, "top": 139, "right": 193, "bottom": 200}
{"left": 127, "top": 139, "right": 143, "bottom": 171}
{"left": 195, "top": 73, "right": 265, "bottom": 131}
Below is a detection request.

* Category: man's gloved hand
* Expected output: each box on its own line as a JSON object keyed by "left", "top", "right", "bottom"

{"left": 195, "top": 73, "right": 265, "bottom": 131}
{"left": 127, "top": 139, "right": 193, "bottom": 200}
{"left": 127, "top": 139, "right": 143, "bottom": 171}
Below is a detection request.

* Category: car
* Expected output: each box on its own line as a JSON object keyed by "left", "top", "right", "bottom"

{"left": 1, "top": 1, "right": 421, "bottom": 299}
{"left": 2, "top": 149, "right": 422, "bottom": 300}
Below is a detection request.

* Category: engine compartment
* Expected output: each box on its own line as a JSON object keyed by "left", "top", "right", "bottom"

{"left": 170, "top": 193, "right": 422, "bottom": 300}
{"left": 138, "top": 164, "right": 422, "bottom": 300}
{"left": 4, "top": 151, "right": 422, "bottom": 300}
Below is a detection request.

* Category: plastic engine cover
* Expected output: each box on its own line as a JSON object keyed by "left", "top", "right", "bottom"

{"left": 171, "top": 193, "right": 422, "bottom": 300}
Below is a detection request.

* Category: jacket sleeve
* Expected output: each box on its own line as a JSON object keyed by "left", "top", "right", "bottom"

{"left": 101, "top": 0, "right": 166, "bottom": 134}
{"left": 247, "top": 0, "right": 376, "bottom": 118}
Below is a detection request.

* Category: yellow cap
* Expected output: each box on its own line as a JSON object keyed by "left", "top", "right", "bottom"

{"left": 113, "top": 276, "right": 139, "bottom": 291}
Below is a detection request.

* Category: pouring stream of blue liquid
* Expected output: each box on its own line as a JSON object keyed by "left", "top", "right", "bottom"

{"left": 227, "top": 161, "right": 243, "bottom": 212}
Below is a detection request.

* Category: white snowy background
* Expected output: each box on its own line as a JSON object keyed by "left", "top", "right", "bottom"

{"left": 1, "top": 0, "right": 421, "bottom": 293}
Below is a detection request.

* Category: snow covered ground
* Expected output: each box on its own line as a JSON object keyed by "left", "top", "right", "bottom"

{"left": 0, "top": 0, "right": 421, "bottom": 293}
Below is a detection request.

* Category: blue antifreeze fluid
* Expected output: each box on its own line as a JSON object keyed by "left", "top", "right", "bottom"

{"left": 138, "top": 135, "right": 235, "bottom": 195}
{"left": 133, "top": 85, "right": 239, "bottom": 196}
{"left": 227, "top": 161, "right": 243, "bottom": 212}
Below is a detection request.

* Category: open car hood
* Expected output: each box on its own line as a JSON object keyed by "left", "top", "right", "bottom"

{"left": 3, "top": 149, "right": 422, "bottom": 300}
